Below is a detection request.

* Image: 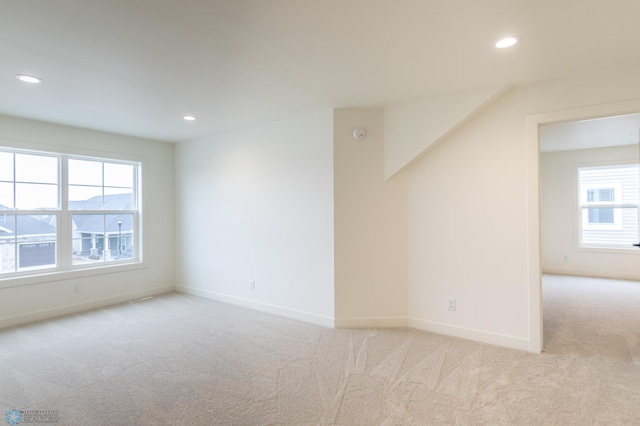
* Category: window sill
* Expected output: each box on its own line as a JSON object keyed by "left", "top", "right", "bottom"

{"left": 0, "top": 260, "right": 147, "bottom": 290}
{"left": 574, "top": 246, "right": 640, "bottom": 256}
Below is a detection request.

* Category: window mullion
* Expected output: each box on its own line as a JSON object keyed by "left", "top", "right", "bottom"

{"left": 12, "top": 214, "right": 17, "bottom": 273}
{"left": 58, "top": 156, "right": 70, "bottom": 269}
{"left": 12, "top": 153, "right": 16, "bottom": 209}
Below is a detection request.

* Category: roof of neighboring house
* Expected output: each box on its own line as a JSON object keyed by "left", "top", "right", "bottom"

{"left": 73, "top": 214, "right": 133, "bottom": 235}
{"left": 71, "top": 193, "right": 134, "bottom": 234}
{"left": 69, "top": 193, "right": 133, "bottom": 211}
{"left": 0, "top": 208, "right": 57, "bottom": 237}
{"left": 0, "top": 193, "right": 134, "bottom": 237}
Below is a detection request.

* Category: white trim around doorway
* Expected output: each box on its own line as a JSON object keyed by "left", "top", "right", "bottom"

{"left": 526, "top": 97, "right": 640, "bottom": 353}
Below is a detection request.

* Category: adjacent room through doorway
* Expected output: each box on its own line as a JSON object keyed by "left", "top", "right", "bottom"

{"left": 539, "top": 112, "right": 640, "bottom": 352}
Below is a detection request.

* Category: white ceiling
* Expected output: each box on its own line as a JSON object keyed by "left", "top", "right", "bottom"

{"left": 540, "top": 113, "right": 640, "bottom": 153}
{"left": 2, "top": 0, "right": 640, "bottom": 142}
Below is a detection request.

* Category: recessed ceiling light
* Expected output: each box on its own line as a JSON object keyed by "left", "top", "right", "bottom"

{"left": 495, "top": 36, "right": 519, "bottom": 49}
{"left": 183, "top": 115, "right": 196, "bottom": 121}
{"left": 15, "top": 74, "right": 42, "bottom": 84}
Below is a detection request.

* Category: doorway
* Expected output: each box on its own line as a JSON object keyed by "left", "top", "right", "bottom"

{"left": 539, "top": 112, "right": 640, "bottom": 352}
{"left": 526, "top": 98, "right": 640, "bottom": 353}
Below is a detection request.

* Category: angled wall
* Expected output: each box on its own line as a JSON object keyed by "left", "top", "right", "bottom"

{"left": 384, "top": 85, "right": 507, "bottom": 180}
{"left": 406, "top": 62, "right": 640, "bottom": 351}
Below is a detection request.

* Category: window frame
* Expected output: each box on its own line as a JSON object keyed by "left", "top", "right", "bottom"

{"left": 574, "top": 160, "right": 640, "bottom": 253}
{"left": 0, "top": 140, "right": 146, "bottom": 289}
{"left": 580, "top": 182, "right": 623, "bottom": 230}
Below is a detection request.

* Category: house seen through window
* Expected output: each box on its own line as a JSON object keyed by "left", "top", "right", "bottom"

{"left": 0, "top": 148, "right": 140, "bottom": 276}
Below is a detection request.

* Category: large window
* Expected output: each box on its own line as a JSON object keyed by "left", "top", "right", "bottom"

{"left": 0, "top": 148, "right": 140, "bottom": 278}
{"left": 578, "top": 164, "right": 639, "bottom": 248}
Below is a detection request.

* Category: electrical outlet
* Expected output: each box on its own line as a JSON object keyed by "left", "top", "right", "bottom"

{"left": 563, "top": 255, "right": 568, "bottom": 261}
{"left": 250, "top": 280, "right": 255, "bottom": 291}
{"left": 447, "top": 298, "right": 456, "bottom": 311}
{"left": 73, "top": 284, "right": 81, "bottom": 293}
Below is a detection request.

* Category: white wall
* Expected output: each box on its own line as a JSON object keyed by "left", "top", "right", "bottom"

{"left": 7, "top": 63, "right": 639, "bottom": 353}
{"left": 333, "top": 109, "right": 407, "bottom": 326}
{"left": 0, "top": 115, "right": 176, "bottom": 328}
{"left": 541, "top": 145, "right": 640, "bottom": 279}
{"left": 174, "top": 110, "right": 335, "bottom": 325}
{"left": 405, "top": 62, "right": 640, "bottom": 351}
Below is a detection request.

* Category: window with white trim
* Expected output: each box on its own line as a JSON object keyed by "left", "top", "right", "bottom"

{"left": 581, "top": 183, "right": 622, "bottom": 230}
{"left": 578, "top": 164, "right": 638, "bottom": 248}
{"left": 0, "top": 147, "right": 141, "bottom": 277}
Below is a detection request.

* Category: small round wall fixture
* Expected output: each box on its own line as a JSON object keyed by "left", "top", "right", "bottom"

{"left": 352, "top": 128, "right": 365, "bottom": 140}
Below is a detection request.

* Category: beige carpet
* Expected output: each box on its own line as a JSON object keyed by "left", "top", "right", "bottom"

{"left": 1, "top": 275, "right": 639, "bottom": 425}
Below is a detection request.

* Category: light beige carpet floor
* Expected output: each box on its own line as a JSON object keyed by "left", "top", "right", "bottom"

{"left": 1, "top": 274, "right": 639, "bottom": 425}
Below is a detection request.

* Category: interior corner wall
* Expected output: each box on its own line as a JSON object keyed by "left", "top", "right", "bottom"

{"left": 541, "top": 145, "right": 640, "bottom": 280}
{"left": 174, "top": 110, "right": 335, "bottom": 326}
{"left": 0, "top": 115, "right": 176, "bottom": 328}
{"left": 405, "top": 62, "right": 640, "bottom": 351}
{"left": 333, "top": 109, "right": 408, "bottom": 327}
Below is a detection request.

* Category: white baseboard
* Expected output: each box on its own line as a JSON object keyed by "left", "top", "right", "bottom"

{"left": 176, "top": 286, "right": 532, "bottom": 351}
{"left": 175, "top": 285, "right": 335, "bottom": 328}
{"left": 2, "top": 282, "right": 535, "bottom": 353}
{"left": 543, "top": 268, "right": 640, "bottom": 282}
{"left": 334, "top": 317, "right": 408, "bottom": 328}
{"left": 0, "top": 285, "right": 174, "bottom": 329}
{"left": 408, "top": 317, "right": 530, "bottom": 352}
